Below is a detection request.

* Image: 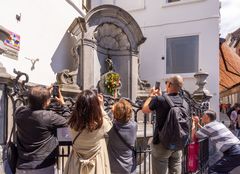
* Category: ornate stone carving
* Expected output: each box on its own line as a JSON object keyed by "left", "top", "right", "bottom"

{"left": 56, "top": 69, "right": 78, "bottom": 85}
{"left": 94, "top": 23, "right": 130, "bottom": 51}
{"left": 192, "top": 72, "right": 212, "bottom": 102}
{"left": 56, "top": 45, "right": 80, "bottom": 91}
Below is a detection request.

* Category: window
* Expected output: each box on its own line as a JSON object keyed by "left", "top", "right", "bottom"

{"left": 166, "top": 35, "right": 199, "bottom": 74}
{"left": 167, "top": 0, "right": 180, "bottom": 3}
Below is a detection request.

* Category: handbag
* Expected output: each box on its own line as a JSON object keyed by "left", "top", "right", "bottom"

{"left": 3, "top": 126, "right": 18, "bottom": 174}
{"left": 187, "top": 139, "right": 199, "bottom": 172}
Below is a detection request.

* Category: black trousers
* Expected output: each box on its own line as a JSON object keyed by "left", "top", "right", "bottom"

{"left": 209, "top": 144, "right": 240, "bottom": 174}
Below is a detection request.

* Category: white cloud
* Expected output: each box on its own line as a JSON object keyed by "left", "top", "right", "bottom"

{"left": 220, "top": 0, "right": 240, "bottom": 37}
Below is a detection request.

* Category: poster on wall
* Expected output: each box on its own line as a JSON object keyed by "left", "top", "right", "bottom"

{"left": 3, "top": 30, "right": 20, "bottom": 60}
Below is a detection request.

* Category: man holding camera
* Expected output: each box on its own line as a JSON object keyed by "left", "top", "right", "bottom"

{"left": 142, "top": 75, "right": 186, "bottom": 174}
{"left": 15, "top": 85, "right": 68, "bottom": 174}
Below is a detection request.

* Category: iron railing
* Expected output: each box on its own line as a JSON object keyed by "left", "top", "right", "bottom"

{"left": 8, "top": 70, "right": 210, "bottom": 174}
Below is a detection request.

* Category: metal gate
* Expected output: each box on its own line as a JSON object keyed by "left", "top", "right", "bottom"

{"left": 6, "top": 70, "right": 210, "bottom": 174}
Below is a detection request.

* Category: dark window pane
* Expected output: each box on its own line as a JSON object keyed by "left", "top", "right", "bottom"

{"left": 166, "top": 35, "right": 199, "bottom": 74}
{"left": 168, "top": 0, "right": 180, "bottom": 3}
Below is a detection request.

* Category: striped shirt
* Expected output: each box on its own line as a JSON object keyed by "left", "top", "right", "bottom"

{"left": 196, "top": 121, "right": 240, "bottom": 152}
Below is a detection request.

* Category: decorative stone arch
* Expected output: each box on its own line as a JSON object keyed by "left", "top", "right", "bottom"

{"left": 85, "top": 5, "right": 146, "bottom": 53}
{"left": 68, "top": 5, "right": 146, "bottom": 99}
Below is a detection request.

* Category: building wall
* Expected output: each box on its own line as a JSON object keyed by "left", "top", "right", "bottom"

{"left": 0, "top": 0, "right": 220, "bottom": 113}
{"left": 0, "top": 0, "right": 81, "bottom": 85}
{"left": 92, "top": 0, "right": 220, "bottom": 113}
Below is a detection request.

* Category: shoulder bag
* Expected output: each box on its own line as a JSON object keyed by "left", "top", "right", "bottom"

{"left": 112, "top": 124, "right": 142, "bottom": 165}
{"left": 3, "top": 126, "right": 18, "bottom": 174}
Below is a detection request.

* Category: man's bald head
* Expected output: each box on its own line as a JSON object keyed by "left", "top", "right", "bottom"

{"left": 167, "top": 75, "right": 183, "bottom": 92}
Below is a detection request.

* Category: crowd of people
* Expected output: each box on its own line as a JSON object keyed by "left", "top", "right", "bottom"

{"left": 14, "top": 85, "right": 137, "bottom": 174}
{"left": 227, "top": 103, "right": 240, "bottom": 138}
{"left": 12, "top": 74, "right": 240, "bottom": 174}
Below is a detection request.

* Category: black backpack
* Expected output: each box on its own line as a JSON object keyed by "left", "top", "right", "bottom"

{"left": 159, "top": 94, "right": 190, "bottom": 150}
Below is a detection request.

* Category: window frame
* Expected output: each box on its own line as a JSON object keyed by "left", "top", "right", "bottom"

{"left": 167, "top": 0, "right": 180, "bottom": 3}
{"left": 165, "top": 35, "right": 199, "bottom": 75}
{"left": 163, "top": 0, "right": 205, "bottom": 7}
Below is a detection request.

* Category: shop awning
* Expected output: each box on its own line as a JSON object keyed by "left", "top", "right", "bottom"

{"left": 220, "top": 40, "right": 240, "bottom": 97}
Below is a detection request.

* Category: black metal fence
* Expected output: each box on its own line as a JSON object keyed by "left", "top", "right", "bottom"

{"left": 182, "top": 138, "right": 209, "bottom": 174}
{"left": 8, "top": 70, "right": 210, "bottom": 174}
{"left": 56, "top": 114, "right": 209, "bottom": 174}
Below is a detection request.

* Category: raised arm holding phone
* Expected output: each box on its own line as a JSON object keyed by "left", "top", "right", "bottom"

{"left": 142, "top": 75, "right": 187, "bottom": 174}
{"left": 15, "top": 85, "right": 68, "bottom": 174}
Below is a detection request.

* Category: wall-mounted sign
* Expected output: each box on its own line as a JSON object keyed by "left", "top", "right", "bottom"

{"left": 3, "top": 30, "right": 20, "bottom": 60}
{"left": 4, "top": 31, "right": 20, "bottom": 50}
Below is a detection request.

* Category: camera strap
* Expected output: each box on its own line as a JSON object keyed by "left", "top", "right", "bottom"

{"left": 113, "top": 124, "right": 136, "bottom": 152}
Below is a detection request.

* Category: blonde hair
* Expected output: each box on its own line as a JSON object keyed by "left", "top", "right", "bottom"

{"left": 113, "top": 99, "right": 132, "bottom": 123}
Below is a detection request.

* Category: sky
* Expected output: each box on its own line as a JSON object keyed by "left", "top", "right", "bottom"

{"left": 220, "top": 0, "right": 240, "bottom": 38}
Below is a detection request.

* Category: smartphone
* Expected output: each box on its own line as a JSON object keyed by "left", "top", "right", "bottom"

{"left": 155, "top": 81, "right": 161, "bottom": 90}
{"left": 52, "top": 83, "right": 59, "bottom": 98}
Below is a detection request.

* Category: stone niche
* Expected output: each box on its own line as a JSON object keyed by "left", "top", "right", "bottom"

{"left": 68, "top": 5, "right": 146, "bottom": 99}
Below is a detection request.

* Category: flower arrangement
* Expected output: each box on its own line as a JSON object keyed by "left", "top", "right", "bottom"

{"left": 104, "top": 72, "right": 121, "bottom": 96}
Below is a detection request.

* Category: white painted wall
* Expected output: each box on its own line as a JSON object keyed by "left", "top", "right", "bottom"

{"left": 0, "top": 0, "right": 220, "bottom": 112}
{"left": 92, "top": 0, "right": 220, "bottom": 113}
{"left": 0, "top": 0, "right": 81, "bottom": 85}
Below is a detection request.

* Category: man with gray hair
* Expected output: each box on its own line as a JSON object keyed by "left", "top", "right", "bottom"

{"left": 142, "top": 75, "right": 187, "bottom": 174}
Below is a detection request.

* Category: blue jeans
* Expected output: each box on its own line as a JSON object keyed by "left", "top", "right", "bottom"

{"left": 151, "top": 142, "right": 182, "bottom": 174}
{"left": 209, "top": 144, "right": 240, "bottom": 174}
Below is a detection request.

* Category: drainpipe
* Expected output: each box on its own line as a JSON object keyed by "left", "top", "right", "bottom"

{"left": 65, "top": 0, "right": 86, "bottom": 17}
